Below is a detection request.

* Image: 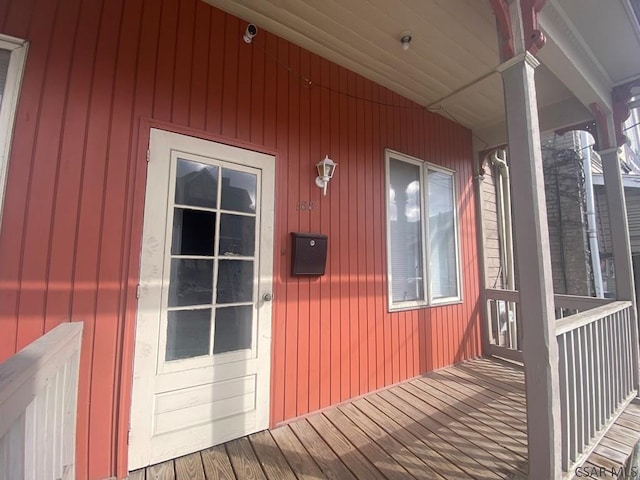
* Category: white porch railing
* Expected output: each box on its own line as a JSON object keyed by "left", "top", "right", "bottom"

{"left": 485, "top": 288, "right": 613, "bottom": 360}
{"left": 485, "top": 289, "right": 638, "bottom": 474}
{"left": 556, "top": 301, "right": 637, "bottom": 472}
{"left": 0, "top": 322, "right": 83, "bottom": 480}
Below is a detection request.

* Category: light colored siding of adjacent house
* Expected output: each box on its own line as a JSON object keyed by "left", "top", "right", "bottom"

{"left": 595, "top": 185, "right": 640, "bottom": 254}
{"left": 0, "top": 0, "right": 482, "bottom": 478}
{"left": 480, "top": 162, "right": 504, "bottom": 289}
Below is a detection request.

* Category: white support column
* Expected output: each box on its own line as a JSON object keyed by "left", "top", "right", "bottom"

{"left": 600, "top": 147, "right": 635, "bottom": 303}
{"left": 600, "top": 146, "right": 640, "bottom": 390}
{"left": 498, "top": 52, "right": 562, "bottom": 479}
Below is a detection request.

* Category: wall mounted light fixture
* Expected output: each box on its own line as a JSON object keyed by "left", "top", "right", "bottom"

{"left": 315, "top": 155, "right": 337, "bottom": 196}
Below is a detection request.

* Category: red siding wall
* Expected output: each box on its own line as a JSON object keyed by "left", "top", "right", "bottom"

{"left": 0, "top": 0, "right": 482, "bottom": 478}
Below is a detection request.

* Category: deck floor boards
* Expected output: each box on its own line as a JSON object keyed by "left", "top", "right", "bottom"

{"left": 129, "top": 358, "right": 640, "bottom": 480}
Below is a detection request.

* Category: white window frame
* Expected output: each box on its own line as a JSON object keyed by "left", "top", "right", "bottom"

{"left": 384, "top": 148, "right": 462, "bottom": 312}
{"left": 0, "top": 34, "right": 28, "bottom": 231}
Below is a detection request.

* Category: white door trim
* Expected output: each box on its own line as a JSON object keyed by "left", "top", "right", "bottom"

{"left": 129, "top": 129, "right": 275, "bottom": 470}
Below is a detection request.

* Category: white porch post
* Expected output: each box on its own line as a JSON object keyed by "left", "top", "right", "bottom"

{"left": 497, "top": 52, "right": 562, "bottom": 479}
{"left": 600, "top": 146, "right": 640, "bottom": 390}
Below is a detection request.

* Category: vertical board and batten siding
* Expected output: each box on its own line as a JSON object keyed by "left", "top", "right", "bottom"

{"left": 0, "top": 0, "right": 482, "bottom": 478}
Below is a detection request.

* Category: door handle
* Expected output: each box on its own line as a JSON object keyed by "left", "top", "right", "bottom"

{"left": 262, "top": 293, "right": 273, "bottom": 302}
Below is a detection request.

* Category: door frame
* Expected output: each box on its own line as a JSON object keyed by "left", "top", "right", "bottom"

{"left": 127, "top": 127, "right": 276, "bottom": 470}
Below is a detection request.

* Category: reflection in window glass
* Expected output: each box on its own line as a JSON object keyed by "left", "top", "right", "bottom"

{"left": 172, "top": 208, "right": 215, "bottom": 256}
{"left": 166, "top": 309, "right": 211, "bottom": 360}
{"left": 175, "top": 159, "right": 218, "bottom": 209}
{"left": 221, "top": 169, "right": 256, "bottom": 213}
{"left": 388, "top": 159, "right": 424, "bottom": 303}
{"left": 168, "top": 259, "right": 214, "bottom": 307}
{"left": 219, "top": 214, "right": 255, "bottom": 256}
{"left": 216, "top": 260, "right": 254, "bottom": 304}
{"left": 428, "top": 170, "right": 458, "bottom": 299}
{"left": 0, "top": 49, "right": 10, "bottom": 104}
{"left": 213, "top": 305, "right": 252, "bottom": 354}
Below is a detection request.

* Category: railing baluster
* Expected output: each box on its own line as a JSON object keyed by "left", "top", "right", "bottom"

{"left": 612, "top": 313, "right": 621, "bottom": 408}
{"left": 567, "top": 329, "right": 578, "bottom": 462}
{"left": 586, "top": 323, "right": 595, "bottom": 442}
{"left": 577, "top": 327, "right": 587, "bottom": 452}
{"left": 558, "top": 334, "right": 570, "bottom": 471}
{"left": 597, "top": 318, "right": 605, "bottom": 428}
{"left": 623, "top": 310, "right": 632, "bottom": 397}
{"left": 626, "top": 308, "right": 633, "bottom": 394}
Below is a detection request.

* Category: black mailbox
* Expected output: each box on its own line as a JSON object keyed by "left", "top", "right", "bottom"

{"left": 291, "top": 232, "right": 328, "bottom": 276}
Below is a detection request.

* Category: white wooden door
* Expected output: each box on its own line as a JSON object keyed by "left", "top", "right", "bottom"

{"left": 129, "top": 129, "right": 275, "bottom": 470}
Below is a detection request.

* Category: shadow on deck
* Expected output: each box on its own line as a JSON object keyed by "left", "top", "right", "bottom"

{"left": 128, "top": 357, "right": 640, "bottom": 479}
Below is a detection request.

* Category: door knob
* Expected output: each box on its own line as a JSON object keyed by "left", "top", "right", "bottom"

{"left": 262, "top": 293, "right": 273, "bottom": 302}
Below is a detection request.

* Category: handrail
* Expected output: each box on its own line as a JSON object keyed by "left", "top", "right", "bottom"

{"left": 0, "top": 322, "right": 83, "bottom": 480}
{"left": 554, "top": 294, "right": 613, "bottom": 311}
{"left": 485, "top": 288, "right": 519, "bottom": 302}
{"left": 555, "top": 301, "right": 632, "bottom": 336}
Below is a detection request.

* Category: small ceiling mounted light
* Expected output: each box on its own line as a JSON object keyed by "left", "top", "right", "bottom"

{"left": 400, "top": 32, "right": 412, "bottom": 51}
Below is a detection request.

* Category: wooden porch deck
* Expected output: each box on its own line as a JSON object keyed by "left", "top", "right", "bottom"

{"left": 128, "top": 357, "right": 640, "bottom": 480}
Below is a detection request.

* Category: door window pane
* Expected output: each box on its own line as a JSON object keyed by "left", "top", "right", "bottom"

{"left": 388, "top": 159, "right": 424, "bottom": 303}
{"left": 213, "top": 305, "right": 252, "bottom": 354}
{"left": 166, "top": 309, "right": 211, "bottom": 360}
{"left": 221, "top": 169, "right": 256, "bottom": 213}
{"left": 172, "top": 208, "right": 215, "bottom": 256}
{"left": 219, "top": 214, "right": 255, "bottom": 256}
{"left": 428, "top": 170, "right": 458, "bottom": 299}
{"left": 168, "top": 259, "right": 213, "bottom": 307}
{"left": 175, "top": 159, "right": 218, "bottom": 208}
{"left": 216, "top": 260, "right": 254, "bottom": 303}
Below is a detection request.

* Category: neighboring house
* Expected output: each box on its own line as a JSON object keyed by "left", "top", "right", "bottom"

{"left": 1, "top": 1, "right": 640, "bottom": 479}
{"left": 593, "top": 145, "right": 640, "bottom": 297}
{"left": 481, "top": 123, "right": 640, "bottom": 301}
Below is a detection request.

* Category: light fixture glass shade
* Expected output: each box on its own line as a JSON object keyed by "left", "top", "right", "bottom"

{"left": 316, "top": 155, "right": 336, "bottom": 179}
{"left": 315, "top": 155, "right": 336, "bottom": 195}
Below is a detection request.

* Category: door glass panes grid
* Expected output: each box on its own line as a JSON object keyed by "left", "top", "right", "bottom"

{"left": 166, "top": 158, "right": 258, "bottom": 361}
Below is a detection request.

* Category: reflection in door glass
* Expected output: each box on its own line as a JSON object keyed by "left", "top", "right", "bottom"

{"left": 221, "top": 169, "right": 256, "bottom": 213}
{"left": 175, "top": 159, "right": 218, "bottom": 209}
{"left": 172, "top": 209, "right": 215, "bottom": 256}
{"left": 213, "top": 305, "right": 252, "bottom": 354}
{"left": 219, "top": 214, "right": 255, "bottom": 256}
{"left": 168, "top": 259, "right": 213, "bottom": 307}
{"left": 166, "top": 309, "right": 212, "bottom": 360}
{"left": 216, "top": 260, "right": 254, "bottom": 304}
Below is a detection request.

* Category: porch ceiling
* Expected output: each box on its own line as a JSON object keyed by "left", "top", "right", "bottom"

{"left": 204, "top": 0, "right": 640, "bottom": 145}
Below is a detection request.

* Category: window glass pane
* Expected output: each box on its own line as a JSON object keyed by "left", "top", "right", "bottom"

{"left": 0, "top": 49, "right": 10, "bottom": 104}
{"left": 166, "top": 309, "right": 211, "bottom": 360}
{"left": 175, "top": 159, "right": 218, "bottom": 208}
{"left": 221, "top": 169, "right": 256, "bottom": 213}
{"left": 219, "top": 214, "right": 255, "bottom": 256}
{"left": 213, "top": 305, "right": 253, "bottom": 354}
{"left": 172, "top": 208, "right": 215, "bottom": 256}
{"left": 388, "top": 158, "right": 424, "bottom": 303}
{"left": 428, "top": 170, "right": 458, "bottom": 299}
{"left": 216, "top": 260, "right": 254, "bottom": 304}
{"left": 168, "top": 259, "right": 214, "bottom": 307}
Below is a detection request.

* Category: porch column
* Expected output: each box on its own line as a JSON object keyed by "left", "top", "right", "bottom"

{"left": 599, "top": 146, "right": 640, "bottom": 390}
{"left": 497, "top": 52, "right": 562, "bottom": 479}
{"left": 600, "top": 147, "right": 636, "bottom": 303}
